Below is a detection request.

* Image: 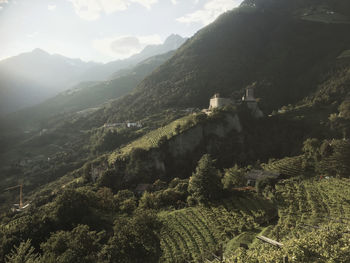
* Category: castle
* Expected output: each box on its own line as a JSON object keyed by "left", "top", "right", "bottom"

{"left": 204, "top": 84, "right": 263, "bottom": 118}
{"left": 209, "top": 93, "right": 233, "bottom": 110}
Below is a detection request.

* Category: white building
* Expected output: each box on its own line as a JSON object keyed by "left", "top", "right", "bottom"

{"left": 127, "top": 122, "right": 142, "bottom": 128}
{"left": 209, "top": 93, "right": 233, "bottom": 110}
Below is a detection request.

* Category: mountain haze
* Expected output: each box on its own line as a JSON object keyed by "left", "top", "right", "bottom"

{"left": 0, "top": 35, "right": 186, "bottom": 115}
{"left": 77, "top": 34, "right": 187, "bottom": 82}
{"left": 0, "top": 49, "right": 98, "bottom": 114}
{"left": 6, "top": 51, "right": 177, "bottom": 130}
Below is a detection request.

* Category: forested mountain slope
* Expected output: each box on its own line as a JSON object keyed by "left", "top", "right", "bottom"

{"left": 83, "top": 0, "right": 350, "bottom": 125}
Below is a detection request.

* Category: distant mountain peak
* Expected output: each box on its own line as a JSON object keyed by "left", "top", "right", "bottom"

{"left": 164, "top": 34, "right": 184, "bottom": 44}
{"left": 31, "top": 48, "right": 49, "bottom": 56}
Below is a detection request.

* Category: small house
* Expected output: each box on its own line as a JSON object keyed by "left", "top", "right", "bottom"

{"left": 245, "top": 169, "right": 280, "bottom": 187}
{"left": 127, "top": 122, "right": 142, "bottom": 128}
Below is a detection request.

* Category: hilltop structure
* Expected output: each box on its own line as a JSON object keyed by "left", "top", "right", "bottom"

{"left": 242, "top": 86, "right": 255, "bottom": 102}
{"left": 242, "top": 83, "right": 264, "bottom": 118}
{"left": 209, "top": 93, "right": 233, "bottom": 110}
{"left": 202, "top": 93, "right": 233, "bottom": 115}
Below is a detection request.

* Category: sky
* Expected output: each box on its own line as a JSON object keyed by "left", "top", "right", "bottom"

{"left": 0, "top": 0, "right": 243, "bottom": 63}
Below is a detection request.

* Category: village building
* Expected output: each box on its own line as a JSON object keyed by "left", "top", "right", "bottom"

{"left": 245, "top": 169, "right": 280, "bottom": 187}
{"left": 127, "top": 122, "right": 143, "bottom": 128}
{"left": 103, "top": 123, "right": 125, "bottom": 128}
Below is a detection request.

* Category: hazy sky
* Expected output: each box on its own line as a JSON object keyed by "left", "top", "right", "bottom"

{"left": 0, "top": 0, "right": 243, "bottom": 63}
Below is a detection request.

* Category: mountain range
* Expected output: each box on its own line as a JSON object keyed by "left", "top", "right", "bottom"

{"left": 0, "top": 34, "right": 186, "bottom": 115}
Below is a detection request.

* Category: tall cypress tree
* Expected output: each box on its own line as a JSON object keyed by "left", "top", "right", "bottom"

{"left": 188, "top": 154, "right": 222, "bottom": 203}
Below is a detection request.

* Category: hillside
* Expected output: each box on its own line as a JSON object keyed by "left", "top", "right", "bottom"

{"left": 1, "top": 0, "right": 350, "bottom": 262}
{"left": 3, "top": 51, "right": 176, "bottom": 131}
{"left": 81, "top": 0, "right": 350, "bottom": 126}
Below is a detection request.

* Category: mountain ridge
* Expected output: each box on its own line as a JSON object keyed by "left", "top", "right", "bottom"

{"left": 0, "top": 34, "right": 186, "bottom": 115}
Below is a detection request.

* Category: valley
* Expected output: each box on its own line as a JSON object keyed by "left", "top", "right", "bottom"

{"left": 0, "top": 0, "right": 350, "bottom": 262}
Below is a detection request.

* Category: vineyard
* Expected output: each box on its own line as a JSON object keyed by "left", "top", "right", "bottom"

{"left": 108, "top": 114, "right": 198, "bottom": 164}
{"left": 270, "top": 177, "right": 350, "bottom": 239}
{"left": 159, "top": 195, "right": 276, "bottom": 262}
{"left": 223, "top": 178, "right": 350, "bottom": 262}
{"left": 262, "top": 156, "right": 304, "bottom": 178}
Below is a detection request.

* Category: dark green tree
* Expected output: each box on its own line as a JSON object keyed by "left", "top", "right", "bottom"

{"left": 53, "top": 189, "right": 90, "bottom": 228}
{"left": 99, "top": 211, "right": 162, "bottom": 263}
{"left": 222, "top": 165, "right": 247, "bottom": 189}
{"left": 114, "top": 190, "right": 137, "bottom": 214}
{"left": 188, "top": 154, "right": 222, "bottom": 203}
{"left": 41, "top": 225, "right": 101, "bottom": 263}
{"left": 5, "top": 240, "right": 40, "bottom": 263}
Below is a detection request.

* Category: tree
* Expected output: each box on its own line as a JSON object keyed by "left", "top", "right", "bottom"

{"left": 222, "top": 165, "right": 247, "bottom": 189}
{"left": 339, "top": 99, "right": 350, "bottom": 120}
{"left": 114, "top": 190, "right": 137, "bottom": 214}
{"left": 5, "top": 240, "right": 40, "bottom": 263}
{"left": 41, "top": 225, "right": 101, "bottom": 263}
{"left": 99, "top": 211, "right": 162, "bottom": 263}
{"left": 53, "top": 189, "right": 90, "bottom": 228}
{"left": 96, "top": 187, "right": 115, "bottom": 211}
{"left": 188, "top": 154, "right": 222, "bottom": 203}
{"left": 97, "top": 169, "right": 123, "bottom": 192}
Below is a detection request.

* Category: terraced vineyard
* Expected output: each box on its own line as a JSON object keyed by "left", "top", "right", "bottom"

{"left": 108, "top": 114, "right": 198, "bottom": 164}
{"left": 225, "top": 178, "right": 350, "bottom": 262}
{"left": 262, "top": 156, "right": 304, "bottom": 178}
{"left": 270, "top": 178, "right": 350, "bottom": 239}
{"left": 159, "top": 195, "right": 276, "bottom": 262}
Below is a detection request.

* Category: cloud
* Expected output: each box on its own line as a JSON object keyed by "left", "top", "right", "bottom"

{"left": 132, "top": 0, "right": 157, "bottom": 9}
{"left": 26, "top": 32, "right": 39, "bottom": 38}
{"left": 0, "top": 0, "right": 8, "bottom": 10}
{"left": 93, "top": 34, "right": 162, "bottom": 60}
{"left": 69, "top": 0, "right": 158, "bottom": 20}
{"left": 48, "top": 4, "right": 56, "bottom": 11}
{"left": 177, "top": 0, "right": 242, "bottom": 25}
{"left": 171, "top": 0, "right": 178, "bottom": 5}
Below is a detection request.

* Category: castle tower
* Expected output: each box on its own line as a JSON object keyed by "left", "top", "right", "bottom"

{"left": 242, "top": 86, "right": 255, "bottom": 102}
{"left": 242, "top": 83, "right": 263, "bottom": 118}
